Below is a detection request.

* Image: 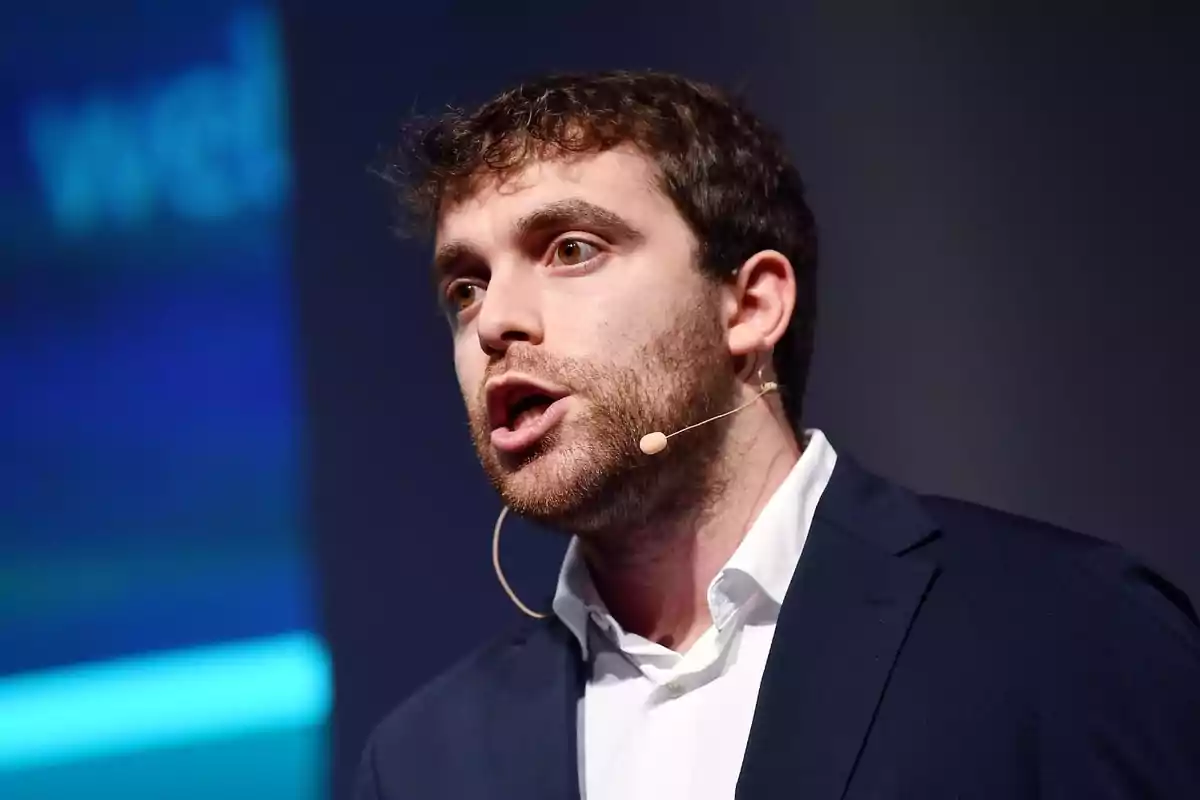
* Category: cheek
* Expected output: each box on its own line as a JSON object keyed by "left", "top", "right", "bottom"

{"left": 453, "top": 345, "right": 483, "bottom": 407}
{"left": 549, "top": 279, "right": 667, "bottom": 361}
{"left": 552, "top": 307, "right": 646, "bottom": 368}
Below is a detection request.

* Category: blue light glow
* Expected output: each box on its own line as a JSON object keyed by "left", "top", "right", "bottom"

{"left": 0, "top": 632, "right": 331, "bottom": 772}
{"left": 25, "top": 8, "right": 289, "bottom": 234}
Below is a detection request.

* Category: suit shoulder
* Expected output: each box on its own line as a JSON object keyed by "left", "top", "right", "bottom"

{"left": 918, "top": 494, "right": 1107, "bottom": 557}
{"left": 357, "top": 616, "right": 578, "bottom": 797}
{"left": 916, "top": 494, "right": 1200, "bottom": 647}
{"left": 366, "top": 616, "right": 550, "bottom": 749}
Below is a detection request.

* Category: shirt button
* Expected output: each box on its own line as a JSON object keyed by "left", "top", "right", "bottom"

{"left": 665, "top": 681, "right": 684, "bottom": 697}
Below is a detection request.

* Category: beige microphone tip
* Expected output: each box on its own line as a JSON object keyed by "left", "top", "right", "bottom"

{"left": 639, "top": 431, "right": 668, "bottom": 455}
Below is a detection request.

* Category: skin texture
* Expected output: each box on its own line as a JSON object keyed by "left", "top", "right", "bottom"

{"left": 436, "top": 146, "right": 802, "bottom": 652}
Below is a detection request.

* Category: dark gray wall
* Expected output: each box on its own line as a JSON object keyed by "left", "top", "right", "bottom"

{"left": 282, "top": 3, "right": 1199, "bottom": 795}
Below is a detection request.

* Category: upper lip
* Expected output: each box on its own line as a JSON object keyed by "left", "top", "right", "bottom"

{"left": 485, "top": 374, "right": 571, "bottom": 430}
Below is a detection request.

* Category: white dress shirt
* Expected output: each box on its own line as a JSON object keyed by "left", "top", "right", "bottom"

{"left": 551, "top": 430, "right": 838, "bottom": 800}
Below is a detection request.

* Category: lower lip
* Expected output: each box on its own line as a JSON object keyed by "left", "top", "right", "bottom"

{"left": 490, "top": 396, "right": 571, "bottom": 453}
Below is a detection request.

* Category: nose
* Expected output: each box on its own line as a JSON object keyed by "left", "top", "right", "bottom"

{"left": 475, "top": 266, "right": 543, "bottom": 356}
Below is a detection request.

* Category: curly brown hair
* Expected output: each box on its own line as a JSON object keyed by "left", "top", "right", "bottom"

{"left": 383, "top": 70, "right": 818, "bottom": 436}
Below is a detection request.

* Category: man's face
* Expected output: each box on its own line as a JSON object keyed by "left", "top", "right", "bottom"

{"left": 435, "top": 146, "right": 737, "bottom": 533}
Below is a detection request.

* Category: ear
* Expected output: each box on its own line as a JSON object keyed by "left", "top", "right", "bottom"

{"left": 723, "top": 250, "right": 796, "bottom": 363}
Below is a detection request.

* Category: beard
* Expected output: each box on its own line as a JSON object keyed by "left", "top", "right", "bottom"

{"left": 466, "top": 292, "right": 737, "bottom": 537}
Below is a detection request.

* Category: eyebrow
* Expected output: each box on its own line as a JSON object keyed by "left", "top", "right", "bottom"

{"left": 431, "top": 241, "right": 477, "bottom": 284}
{"left": 512, "top": 198, "right": 643, "bottom": 245}
{"left": 432, "top": 198, "right": 644, "bottom": 280}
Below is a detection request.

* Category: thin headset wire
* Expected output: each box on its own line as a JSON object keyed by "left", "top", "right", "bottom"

{"left": 493, "top": 505, "right": 549, "bottom": 619}
{"left": 660, "top": 381, "right": 777, "bottom": 443}
{"left": 492, "top": 368, "right": 779, "bottom": 620}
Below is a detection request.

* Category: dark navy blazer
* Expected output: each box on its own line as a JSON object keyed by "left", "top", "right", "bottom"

{"left": 356, "top": 455, "right": 1200, "bottom": 798}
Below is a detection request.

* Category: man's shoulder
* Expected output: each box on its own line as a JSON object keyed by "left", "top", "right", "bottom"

{"left": 355, "top": 612, "right": 585, "bottom": 799}
{"left": 911, "top": 492, "right": 1199, "bottom": 646}
{"left": 364, "top": 615, "right": 572, "bottom": 753}
{"left": 355, "top": 618, "right": 565, "bottom": 798}
{"left": 917, "top": 492, "right": 1117, "bottom": 566}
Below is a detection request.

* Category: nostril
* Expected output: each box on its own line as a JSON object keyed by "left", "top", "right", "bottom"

{"left": 478, "top": 328, "right": 531, "bottom": 358}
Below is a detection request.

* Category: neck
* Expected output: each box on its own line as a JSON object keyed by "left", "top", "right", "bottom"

{"left": 579, "top": 405, "right": 801, "bottom": 653}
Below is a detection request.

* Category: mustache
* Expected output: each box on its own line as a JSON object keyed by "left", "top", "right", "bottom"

{"left": 474, "top": 349, "right": 587, "bottom": 407}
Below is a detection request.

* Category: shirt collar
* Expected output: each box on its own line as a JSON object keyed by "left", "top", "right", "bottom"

{"left": 551, "top": 429, "right": 838, "bottom": 659}
{"left": 550, "top": 537, "right": 600, "bottom": 657}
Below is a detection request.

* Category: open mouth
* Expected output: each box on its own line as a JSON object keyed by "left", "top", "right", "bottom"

{"left": 505, "top": 391, "right": 557, "bottom": 431}
{"left": 488, "top": 379, "right": 568, "bottom": 431}
{"left": 485, "top": 376, "right": 571, "bottom": 453}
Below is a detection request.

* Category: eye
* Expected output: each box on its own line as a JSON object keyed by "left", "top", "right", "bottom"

{"left": 551, "top": 238, "right": 601, "bottom": 267}
{"left": 444, "top": 279, "right": 485, "bottom": 314}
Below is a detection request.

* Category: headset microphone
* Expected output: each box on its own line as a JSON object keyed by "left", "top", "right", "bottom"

{"left": 639, "top": 379, "right": 779, "bottom": 455}
{"left": 493, "top": 368, "right": 781, "bottom": 620}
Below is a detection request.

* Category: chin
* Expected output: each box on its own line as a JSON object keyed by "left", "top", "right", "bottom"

{"left": 499, "top": 446, "right": 582, "bottom": 505}
{"left": 493, "top": 441, "right": 611, "bottom": 524}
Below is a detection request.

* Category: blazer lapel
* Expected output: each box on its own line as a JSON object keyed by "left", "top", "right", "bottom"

{"left": 487, "top": 619, "right": 585, "bottom": 800}
{"left": 736, "top": 456, "right": 941, "bottom": 800}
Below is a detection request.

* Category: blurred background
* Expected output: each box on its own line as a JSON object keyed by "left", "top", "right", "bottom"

{"left": 2, "top": 2, "right": 1197, "bottom": 799}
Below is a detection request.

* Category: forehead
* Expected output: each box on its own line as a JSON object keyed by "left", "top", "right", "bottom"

{"left": 435, "top": 147, "right": 675, "bottom": 246}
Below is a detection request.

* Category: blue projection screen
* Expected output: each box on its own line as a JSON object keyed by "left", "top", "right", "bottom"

{"left": 0, "top": 5, "right": 328, "bottom": 798}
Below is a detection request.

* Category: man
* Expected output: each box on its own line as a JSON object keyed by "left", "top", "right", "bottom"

{"left": 356, "top": 71, "right": 1200, "bottom": 799}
